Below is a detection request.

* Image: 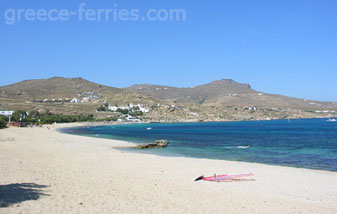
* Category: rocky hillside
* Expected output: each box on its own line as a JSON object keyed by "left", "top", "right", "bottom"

{"left": 126, "top": 79, "right": 253, "bottom": 104}
{"left": 1, "top": 77, "right": 336, "bottom": 121}
{"left": 0, "top": 77, "right": 121, "bottom": 100}
{"left": 0, "top": 77, "right": 167, "bottom": 117}
{"left": 126, "top": 79, "right": 337, "bottom": 109}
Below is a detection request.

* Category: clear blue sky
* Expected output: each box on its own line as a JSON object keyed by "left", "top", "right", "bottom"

{"left": 1, "top": 0, "right": 336, "bottom": 102}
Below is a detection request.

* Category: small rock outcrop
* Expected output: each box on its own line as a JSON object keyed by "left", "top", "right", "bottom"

{"left": 136, "top": 140, "right": 169, "bottom": 149}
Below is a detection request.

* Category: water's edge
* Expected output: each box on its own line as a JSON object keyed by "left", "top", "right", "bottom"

{"left": 59, "top": 119, "right": 337, "bottom": 172}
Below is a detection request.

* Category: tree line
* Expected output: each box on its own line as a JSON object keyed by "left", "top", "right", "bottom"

{"left": 2, "top": 110, "right": 94, "bottom": 126}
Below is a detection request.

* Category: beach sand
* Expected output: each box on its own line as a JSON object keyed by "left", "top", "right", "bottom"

{"left": 1, "top": 123, "right": 337, "bottom": 213}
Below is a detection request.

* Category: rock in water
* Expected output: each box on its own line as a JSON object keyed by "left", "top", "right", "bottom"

{"left": 136, "top": 140, "right": 169, "bottom": 149}
{"left": 154, "top": 140, "right": 169, "bottom": 147}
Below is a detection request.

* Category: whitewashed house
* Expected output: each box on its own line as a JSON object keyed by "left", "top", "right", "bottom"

{"left": 0, "top": 110, "right": 14, "bottom": 117}
{"left": 82, "top": 97, "right": 91, "bottom": 102}
{"left": 108, "top": 105, "right": 130, "bottom": 111}
{"left": 126, "top": 115, "right": 141, "bottom": 122}
{"left": 71, "top": 98, "right": 82, "bottom": 103}
{"left": 139, "top": 106, "right": 150, "bottom": 113}
{"left": 108, "top": 105, "right": 119, "bottom": 111}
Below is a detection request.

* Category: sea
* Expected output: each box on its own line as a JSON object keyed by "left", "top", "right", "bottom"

{"left": 61, "top": 118, "right": 337, "bottom": 172}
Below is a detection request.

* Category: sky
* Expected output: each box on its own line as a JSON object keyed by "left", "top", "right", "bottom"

{"left": 0, "top": 0, "right": 336, "bottom": 102}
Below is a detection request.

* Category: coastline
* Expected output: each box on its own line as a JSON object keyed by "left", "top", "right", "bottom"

{"left": 1, "top": 123, "right": 337, "bottom": 213}
{"left": 60, "top": 119, "right": 337, "bottom": 172}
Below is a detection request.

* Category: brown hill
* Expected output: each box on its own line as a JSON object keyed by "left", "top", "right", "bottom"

{"left": 1, "top": 77, "right": 336, "bottom": 121}
{"left": 126, "top": 79, "right": 253, "bottom": 104}
{"left": 0, "top": 77, "right": 121, "bottom": 100}
{"left": 126, "top": 79, "right": 337, "bottom": 109}
{"left": 0, "top": 77, "right": 166, "bottom": 116}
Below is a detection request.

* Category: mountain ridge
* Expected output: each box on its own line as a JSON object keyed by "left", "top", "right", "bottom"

{"left": 1, "top": 77, "right": 337, "bottom": 108}
{"left": 125, "top": 78, "right": 336, "bottom": 109}
{"left": 1, "top": 77, "right": 337, "bottom": 122}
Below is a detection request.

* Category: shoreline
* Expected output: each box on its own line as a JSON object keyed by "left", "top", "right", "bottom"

{"left": 1, "top": 123, "right": 337, "bottom": 213}
{"left": 59, "top": 120, "right": 337, "bottom": 173}
{"left": 144, "top": 115, "right": 337, "bottom": 123}
{"left": 58, "top": 116, "right": 336, "bottom": 128}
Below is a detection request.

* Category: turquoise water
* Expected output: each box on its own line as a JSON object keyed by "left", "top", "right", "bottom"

{"left": 61, "top": 119, "right": 337, "bottom": 171}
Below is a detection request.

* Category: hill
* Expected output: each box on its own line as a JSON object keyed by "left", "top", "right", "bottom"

{"left": 0, "top": 77, "right": 121, "bottom": 100}
{"left": 0, "top": 77, "right": 167, "bottom": 117}
{"left": 1, "top": 77, "right": 336, "bottom": 122}
{"left": 126, "top": 79, "right": 253, "bottom": 104}
{"left": 126, "top": 79, "right": 337, "bottom": 109}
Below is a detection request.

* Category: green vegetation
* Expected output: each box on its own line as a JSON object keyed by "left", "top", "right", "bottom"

{"left": 38, "top": 114, "right": 94, "bottom": 124}
{"left": 0, "top": 116, "right": 7, "bottom": 128}
{"left": 97, "top": 103, "right": 109, "bottom": 112}
{"left": 130, "top": 112, "right": 143, "bottom": 117}
{"left": 95, "top": 117, "right": 118, "bottom": 122}
{"left": 11, "top": 110, "right": 28, "bottom": 122}
{"left": 10, "top": 110, "right": 94, "bottom": 124}
{"left": 117, "top": 108, "right": 129, "bottom": 114}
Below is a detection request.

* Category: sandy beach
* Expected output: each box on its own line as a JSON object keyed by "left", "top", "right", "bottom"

{"left": 1, "top": 123, "right": 337, "bottom": 214}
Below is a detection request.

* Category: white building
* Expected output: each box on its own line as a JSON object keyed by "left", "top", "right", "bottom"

{"left": 0, "top": 111, "right": 14, "bottom": 117}
{"left": 190, "top": 112, "right": 200, "bottom": 117}
{"left": 126, "top": 115, "right": 141, "bottom": 122}
{"left": 82, "top": 97, "right": 91, "bottom": 102}
{"left": 139, "top": 106, "right": 150, "bottom": 113}
{"left": 119, "top": 107, "right": 130, "bottom": 110}
{"left": 108, "top": 105, "right": 130, "bottom": 111}
{"left": 71, "top": 98, "right": 82, "bottom": 103}
{"left": 229, "top": 94, "right": 239, "bottom": 97}
{"left": 108, "top": 105, "right": 118, "bottom": 111}
{"left": 248, "top": 107, "right": 257, "bottom": 111}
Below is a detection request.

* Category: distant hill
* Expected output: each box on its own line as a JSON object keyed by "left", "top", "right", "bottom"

{"left": 1, "top": 77, "right": 336, "bottom": 121}
{"left": 125, "top": 79, "right": 337, "bottom": 109}
{"left": 126, "top": 79, "right": 253, "bottom": 104}
{"left": 0, "top": 77, "right": 121, "bottom": 100}
{"left": 0, "top": 77, "right": 166, "bottom": 116}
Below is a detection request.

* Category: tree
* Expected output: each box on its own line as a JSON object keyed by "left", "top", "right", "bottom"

{"left": 0, "top": 116, "right": 7, "bottom": 128}
{"left": 11, "top": 110, "right": 28, "bottom": 122}
{"left": 29, "top": 110, "right": 40, "bottom": 118}
{"left": 97, "top": 105, "right": 107, "bottom": 112}
{"left": 117, "top": 108, "right": 129, "bottom": 114}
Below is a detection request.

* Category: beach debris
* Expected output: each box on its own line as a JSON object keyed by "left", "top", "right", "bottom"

{"left": 194, "top": 173, "right": 254, "bottom": 182}
{"left": 136, "top": 140, "right": 169, "bottom": 149}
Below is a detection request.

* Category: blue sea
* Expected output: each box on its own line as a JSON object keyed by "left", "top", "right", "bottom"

{"left": 61, "top": 119, "right": 337, "bottom": 172}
